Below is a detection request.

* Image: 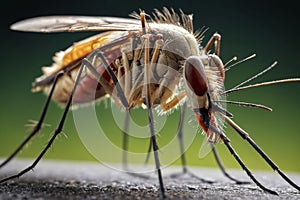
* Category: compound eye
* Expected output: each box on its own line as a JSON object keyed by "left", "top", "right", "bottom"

{"left": 184, "top": 56, "right": 208, "bottom": 96}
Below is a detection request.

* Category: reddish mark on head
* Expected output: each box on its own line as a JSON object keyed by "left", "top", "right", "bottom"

{"left": 195, "top": 112, "right": 208, "bottom": 132}
{"left": 195, "top": 112, "right": 220, "bottom": 143}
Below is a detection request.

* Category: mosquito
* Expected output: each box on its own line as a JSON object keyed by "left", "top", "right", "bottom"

{"left": 1, "top": 7, "right": 300, "bottom": 198}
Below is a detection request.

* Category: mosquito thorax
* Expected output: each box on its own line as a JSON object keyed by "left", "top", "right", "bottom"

{"left": 148, "top": 23, "right": 200, "bottom": 59}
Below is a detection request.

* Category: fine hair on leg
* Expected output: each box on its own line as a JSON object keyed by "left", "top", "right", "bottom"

{"left": 0, "top": 72, "right": 63, "bottom": 169}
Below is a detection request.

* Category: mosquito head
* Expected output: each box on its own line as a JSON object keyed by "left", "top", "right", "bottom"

{"left": 183, "top": 54, "right": 226, "bottom": 144}
{"left": 183, "top": 56, "right": 214, "bottom": 140}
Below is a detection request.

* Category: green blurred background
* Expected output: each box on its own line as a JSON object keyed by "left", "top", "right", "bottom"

{"left": 0, "top": 0, "right": 299, "bottom": 173}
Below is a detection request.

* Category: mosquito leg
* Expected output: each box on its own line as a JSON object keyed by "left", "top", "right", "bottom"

{"left": 121, "top": 51, "right": 131, "bottom": 99}
{"left": 88, "top": 50, "right": 131, "bottom": 153}
{"left": 86, "top": 51, "right": 149, "bottom": 180}
{"left": 169, "top": 102, "right": 214, "bottom": 183}
{"left": 122, "top": 110, "right": 130, "bottom": 170}
{"left": 203, "top": 33, "right": 221, "bottom": 56}
{"left": 143, "top": 138, "right": 152, "bottom": 166}
{"left": 85, "top": 54, "right": 129, "bottom": 165}
{"left": 223, "top": 115, "right": 300, "bottom": 191}
{"left": 0, "top": 72, "right": 63, "bottom": 169}
{"left": 144, "top": 41, "right": 183, "bottom": 166}
{"left": 177, "top": 102, "right": 188, "bottom": 173}
{"left": 207, "top": 125, "right": 278, "bottom": 195}
{"left": 211, "top": 143, "right": 251, "bottom": 184}
{"left": 95, "top": 51, "right": 129, "bottom": 109}
{"left": 121, "top": 110, "right": 149, "bottom": 179}
{"left": 222, "top": 135, "right": 278, "bottom": 195}
{"left": 83, "top": 55, "right": 132, "bottom": 171}
{"left": 120, "top": 48, "right": 131, "bottom": 170}
{"left": 145, "top": 91, "right": 186, "bottom": 164}
{"left": 143, "top": 33, "right": 165, "bottom": 198}
{"left": 167, "top": 102, "right": 188, "bottom": 175}
{"left": 171, "top": 103, "right": 248, "bottom": 184}
{"left": 0, "top": 63, "right": 85, "bottom": 184}
{"left": 97, "top": 13, "right": 165, "bottom": 197}
{"left": 161, "top": 91, "right": 186, "bottom": 112}
{"left": 146, "top": 101, "right": 165, "bottom": 198}
{"left": 81, "top": 58, "right": 114, "bottom": 96}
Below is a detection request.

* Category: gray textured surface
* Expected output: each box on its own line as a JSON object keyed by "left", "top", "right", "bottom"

{"left": 0, "top": 159, "right": 299, "bottom": 199}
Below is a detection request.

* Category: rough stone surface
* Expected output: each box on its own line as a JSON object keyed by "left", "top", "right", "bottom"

{"left": 0, "top": 159, "right": 299, "bottom": 199}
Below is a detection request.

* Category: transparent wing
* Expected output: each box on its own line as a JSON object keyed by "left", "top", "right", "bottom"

{"left": 10, "top": 16, "right": 142, "bottom": 33}
{"left": 198, "top": 138, "right": 213, "bottom": 159}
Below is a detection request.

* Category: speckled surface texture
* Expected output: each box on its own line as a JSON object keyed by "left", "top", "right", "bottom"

{"left": 0, "top": 159, "right": 299, "bottom": 199}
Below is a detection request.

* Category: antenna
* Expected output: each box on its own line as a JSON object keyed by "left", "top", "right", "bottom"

{"left": 225, "top": 54, "right": 256, "bottom": 71}
{"left": 232, "top": 61, "right": 278, "bottom": 90}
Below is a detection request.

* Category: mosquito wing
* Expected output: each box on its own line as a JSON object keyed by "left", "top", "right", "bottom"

{"left": 10, "top": 15, "right": 142, "bottom": 33}
{"left": 198, "top": 138, "right": 214, "bottom": 159}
